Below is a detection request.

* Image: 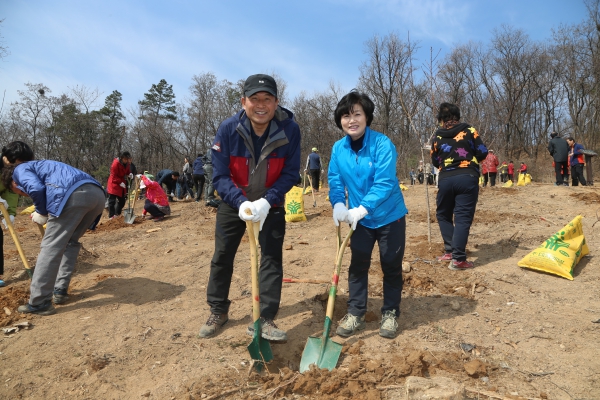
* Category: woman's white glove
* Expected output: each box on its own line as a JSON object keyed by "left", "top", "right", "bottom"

{"left": 346, "top": 205, "right": 368, "bottom": 230}
{"left": 1, "top": 215, "right": 15, "bottom": 229}
{"left": 119, "top": 182, "right": 127, "bottom": 189}
{"left": 332, "top": 203, "right": 349, "bottom": 226}
{"left": 252, "top": 198, "right": 271, "bottom": 231}
{"left": 0, "top": 196, "right": 8, "bottom": 209}
{"left": 238, "top": 201, "right": 257, "bottom": 222}
{"left": 31, "top": 211, "right": 48, "bottom": 225}
{"left": 128, "top": 173, "right": 134, "bottom": 179}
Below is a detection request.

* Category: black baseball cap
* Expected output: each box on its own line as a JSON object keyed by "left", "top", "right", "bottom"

{"left": 243, "top": 74, "right": 278, "bottom": 98}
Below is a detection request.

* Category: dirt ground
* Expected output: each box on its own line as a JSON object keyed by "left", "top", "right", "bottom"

{"left": 1, "top": 182, "right": 600, "bottom": 399}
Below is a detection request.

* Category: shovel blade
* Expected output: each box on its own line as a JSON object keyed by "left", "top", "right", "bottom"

{"left": 247, "top": 321, "right": 273, "bottom": 371}
{"left": 123, "top": 210, "right": 135, "bottom": 224}
{"left": 299, "top": 336, "right": 343, "bottom": 373}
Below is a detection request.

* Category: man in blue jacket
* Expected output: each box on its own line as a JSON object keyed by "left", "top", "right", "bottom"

{"left": 6, "top": 160, "right": 105, "bottom": 315}
{"left": 199, "top": 74, "right": 301, "bottom": 341}
{"left": 566, "top": 136, "right": 587, "bottom": 186}
{"left": 156, "top": 169, "right": 179, "bottom": 201}
{"left": 304, "top": 147, "right": 322, "bottom": 192}
{"left": 192, "top": 154, "right": 205, "bottom": 202}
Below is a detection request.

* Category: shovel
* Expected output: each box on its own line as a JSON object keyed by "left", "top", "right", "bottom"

{"left": 299, "top": 225, "right": 353, "bottom": 372}
{"left": 245, "top": 211, "right": 273, "bottom": 371}
{"left": 124, "top": 177, "right": 138, "bottom": 224}
{"left": 0, "top": 203, "right": 33, "bottom": 279}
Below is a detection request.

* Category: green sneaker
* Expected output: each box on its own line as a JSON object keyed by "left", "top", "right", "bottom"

{"left": 336, "top": 313, "right": 366, "bottom": 337}
{"left": 17, "top": 302, "right": 56, "bottom": 316}
{"left": 379, "top": 310, "right": 398, "bottom": 338}
{"left": 198, "top": 313, "right": 228, "bottom": 338}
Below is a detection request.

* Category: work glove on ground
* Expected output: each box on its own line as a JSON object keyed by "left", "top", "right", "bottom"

{"left": 332, "top": 203, "right": 349, "bottom": 227}
{"left": 31, "top": 211, "right": 48, "bottom": 225}
{"left": 238, "top": 201, "right": 257, "bottom": 222}
{"left": 346, "top": 205, "right": 368, "bottom": 230}
{"left": 252, "top": 198, "right": 271, "bottom": 231}
{"left": 0, "top": 196, "right": 8, "bottom": 210}
{"left": 1, "top": 215, "right": 15, "bottom": 230}
{"left": 119, "top": 182, "right": 127, "bottom": 189}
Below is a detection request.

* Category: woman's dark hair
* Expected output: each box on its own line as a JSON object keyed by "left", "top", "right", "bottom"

{"left": 1, "top": 141, "right": 34, "bottom": 168}
{"left": 334, "top": 90, "right": 375, "bottom": 130}
{"left": 119, "top": 151, "right": 131, "bottom": 160}
{"left": 1, "top": 165, "right": 16, "bottom": 190}
{"left": 436, "top": 102, "right": 461, "bottom": 122}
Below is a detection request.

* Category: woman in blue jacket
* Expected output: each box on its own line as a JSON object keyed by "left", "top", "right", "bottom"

{"left": 4, "top": 160, "right": 105, "bottom": 315}
{"left": 329, "top": 91, "right": 408, "bottom": 339}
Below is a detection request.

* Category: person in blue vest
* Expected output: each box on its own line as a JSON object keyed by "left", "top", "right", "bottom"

{"left": 4, "top": 159, "right": 105, "bottom": 315}
{"left": 329, "top": 90, "right": 408, "bottom": 339}
{"left": 192, "top": 154, "right": 205, "bottom": 202}
{"left": 198, "top": 74, "right": 301, "bottom": 341}
{"left": 305, "top": 147, "right": 322, "bottom": 192}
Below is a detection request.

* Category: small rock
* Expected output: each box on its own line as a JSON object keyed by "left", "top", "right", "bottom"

{"left": 450, "top": 301, "right": 461, "bottom": 311}
{"left": 464, "top": 359, "right": 487, "bottom": 377}
{"left": 142, "top": 390, "right": 151, "bottom": 397}
{"left": 540, "top": 392, "right": 548, "bottom": 399}
{"left": 285, "top": 244, "right": 293, "bottom": 250}
{"left": 402, "top": 264, "right": 411, "bottom": 273}
{"left": 475, "top": 286, "right": 485, "bottom": 293}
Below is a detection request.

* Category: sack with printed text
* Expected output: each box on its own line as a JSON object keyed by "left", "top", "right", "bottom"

{"left": 285, "top": 186, "right": 307, "bottom": 222}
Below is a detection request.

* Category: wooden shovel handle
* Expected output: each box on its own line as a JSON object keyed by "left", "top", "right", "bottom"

{"left": 245, "top": 208, "right": 261, "bottom": 323}
{"left": 324, "top": 225, "right": 353, "bottom": 320}
{"left": 0, "top": 203, "right": 33, "bottom": 274}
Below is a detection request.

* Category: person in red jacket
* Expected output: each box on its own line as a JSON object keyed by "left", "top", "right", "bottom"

{"left": 481, "top": 150, "right": 499, "bottom": 187}
{"left": 519, "top": 162, "right": 527, "bottom": 176}
{"left": 507, "top": 161, "right": 515, "bottom": 182}
{"left": 106, "top": 151, "right": 132, "bottom": 219}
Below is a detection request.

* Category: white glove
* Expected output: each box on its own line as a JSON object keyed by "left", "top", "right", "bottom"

{"left": 238, "top": 201, "right": 257, "bottom": 222}
{"left": 332, "top": 203, "right": 349, "bottom": 227}
{"left": 346, "top": 205, "right": 368, "bottom": 230}
{"left": 1, "top": 215, "right": 14, "bottom": 230}
{"left": 0, "top": 196, "right": 8, "bottom": 209}
{"left": 119, "top": 182, "right": 126, "bottom": 189}
{"left": 31, "top": 211, "right": 48, "bottom": 225}
{"left": 128, "top": 173, "right": 134, "bottom": 179}
{"left": 252, "top": 198, "right": 271, "bottom": 231}
{"left": 136, "top": 174, "right": 142, "bottom": 179}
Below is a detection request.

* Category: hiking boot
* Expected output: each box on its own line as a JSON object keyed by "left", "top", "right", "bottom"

{"left": 436, "top": 253, "right": 452, "bottom": 262}
{"left": 246, "top": 318, "right": 287, "bottom": 342}
{"left": 449, "top": 260, "right": 474, "bottom": 271}
{"left": 18, "top": 301, "right": 56, "bottom": 316}
{"left": 53, "top": 288, "right": 69, "bottom": 304}
{"left": 198, "top": 313, "right": 229, "bottom": 338}
{"left": 336, "top": 313, "right": 366, "bottom": 337}
{"left": 380, "top": 310, "right": 399, "bottom": 338}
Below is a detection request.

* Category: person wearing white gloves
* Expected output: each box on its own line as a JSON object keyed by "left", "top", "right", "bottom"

{"left": 1, "top": 141, "right": 35, "bottom": 287}
{"left": 328, "top": 91, "right": 408, "bottom": 339}
{"left": 4, "top": 159, "right": 105, "bottom": 315}
{"left": 106, "top": 151, "right": 132, "bottom": 219}
{"left": 199, "top": 74, "right": 301, "bottom": 341}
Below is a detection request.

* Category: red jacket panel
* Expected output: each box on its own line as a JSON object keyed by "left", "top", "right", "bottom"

{"left": 107, "top": 158, "right": 131, "bottom": 196}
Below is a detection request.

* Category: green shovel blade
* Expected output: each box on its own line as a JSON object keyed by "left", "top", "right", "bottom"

{"left": 299, "top": 317, "right": 342, "bottom": 372}
{"left": 247, "top": 319, "right": 273, "bottom": 371}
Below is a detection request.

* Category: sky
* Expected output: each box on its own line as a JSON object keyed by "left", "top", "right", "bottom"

{"left": 0, "top": 0, "right": 590, "bottom": 112}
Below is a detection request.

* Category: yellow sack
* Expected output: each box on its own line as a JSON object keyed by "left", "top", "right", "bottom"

{"left": 524, "top": 174, "right": 532, "bottom": 184}
{"left": 285, "top": 186, "right": 307, "bottom": 222}
{"left": 304, "top": 186, "right": 312, "bottom": 195}
{"left": 20, "top": 205, "right": 36, "bottom": 215}
{"left": 517, "top": 174, "right": 526, "bottom": 186}
{"left": 502, "top": 180, "right": 513, "bottom": 188}
{"left": 517, "top": 215, "right": 589, "bottom": 280}
{"left": 400, "top": 184, "right": 408, "bottom": 191}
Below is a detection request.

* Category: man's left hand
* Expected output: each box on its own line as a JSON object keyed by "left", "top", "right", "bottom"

{"left": 252, "top": 198, "right": 271, "bottom": 231}
{"left": 31, "top": 212, "right": 48, "bottom": 225}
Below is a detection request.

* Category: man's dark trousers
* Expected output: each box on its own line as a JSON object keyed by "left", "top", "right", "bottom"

{"left": 310, "top": 169, "right": 320, "bottom": 191}
{"left": 207, "top": 202, "right": 285, "bottom": 319}
{"left": 572, "top": 164, "right": 587, "bottom": 186}
{"left": 347, "top": 217, "right": 406, "bottom": 318}
{"left": 436, "top": 173, "right": 479, "bottom": 261}
{"left": 193, "top": 174, "right": 205, "bottom": 200}
{"left": 554, "top": 161, "right": 568, "bottom": 185}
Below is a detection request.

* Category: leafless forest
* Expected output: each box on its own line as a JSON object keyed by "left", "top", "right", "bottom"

{"left": 2, "top": 1, "right": 600, "bottom": 184}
